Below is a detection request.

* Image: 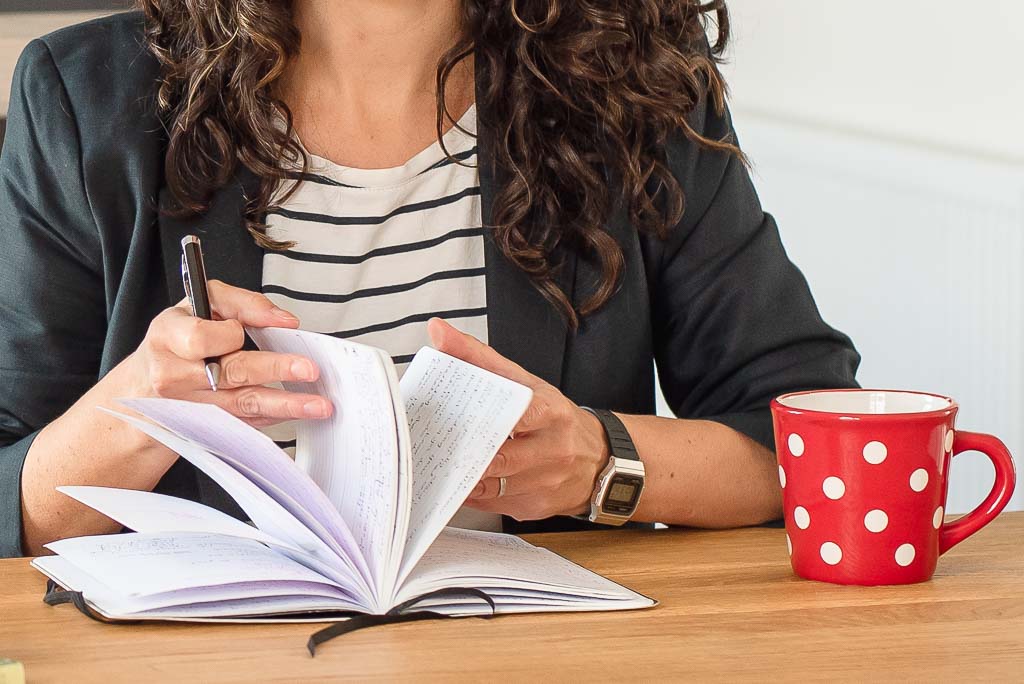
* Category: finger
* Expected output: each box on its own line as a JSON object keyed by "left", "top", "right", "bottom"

{"left": 156, "top": 308, "right": 247, "bottom": 360}
{"left": 479, "top": 445, "right": 530, "bottom": 480}
{"left": 148, "top": 351, "right": 221, "bottom": 396}
{"left": 467, "top": 470, "right": 536, "bottom": 501}
{"left": 427, "top": 318, "right": 543, "bottom": 388}
{"left": 464, "top": 493, "right": 533, "bottom": 517}
{"left": 466, "top": 476, "right": 569, "bottom": 521}
{"left": 467, "top": 476, "right": 504, "bottom": 501}
{"left": 479, "top": 422, "right": 565, "bottom": 482}
{"left": 219, "top": 351, "right": 319, "bottom": 389}
{"left": 203, "top": 386, "right": 333, "bottom": 421}
{"left": 514, "top": 389, "right": 560, "bottom": 434}
{"left": 472, "top": 449, "right": 564, "bottom": 500}
{"left": 207, "top": 280, "right": 300, "bottom": 328}
{"left": 502, "top": 417, "right": 583, "bottom": 464}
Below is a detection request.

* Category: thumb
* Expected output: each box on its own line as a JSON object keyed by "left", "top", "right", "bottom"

{"left": 427, "top": 318, "right": 543, "bottom": 388}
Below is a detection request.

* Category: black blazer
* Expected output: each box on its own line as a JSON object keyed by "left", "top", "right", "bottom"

{"left": 0, "top": 13, "right": 859, "bottom": 557}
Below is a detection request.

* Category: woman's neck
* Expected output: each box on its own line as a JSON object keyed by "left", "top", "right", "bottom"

{"left": 282, "top": 0, "right": 474, "bottom": 169}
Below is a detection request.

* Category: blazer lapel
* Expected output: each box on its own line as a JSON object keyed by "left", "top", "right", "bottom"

{"left": 157, "top": 167, "right": 264, "bottom": 304}
{"left": 475, "top": 62, "right": 575, "bottom": 387}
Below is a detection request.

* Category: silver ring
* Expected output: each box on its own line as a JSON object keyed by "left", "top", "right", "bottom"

{"left": 498, "top": 476, "right": 508, "bottom": 498}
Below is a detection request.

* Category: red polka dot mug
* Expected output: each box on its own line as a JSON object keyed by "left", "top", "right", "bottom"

{"left": 771, "top": 389, "right": 1016, "bottom": 585}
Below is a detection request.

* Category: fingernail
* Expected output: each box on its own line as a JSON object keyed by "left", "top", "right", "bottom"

{"left": 291, "top": 359, "right": 316, "bottom": 381}
{"left": 303, "top": 400, "right": 328, "bottom": 418}
{"left": 471, "top": 482, "right": 484, "bottom": 498}
{"left": 272, "top": 307, "right": 298, "bottom": 322}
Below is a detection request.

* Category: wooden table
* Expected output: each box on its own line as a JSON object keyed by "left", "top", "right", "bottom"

{"left": 2, "top": 514, "right": 1023, "bottom": 682}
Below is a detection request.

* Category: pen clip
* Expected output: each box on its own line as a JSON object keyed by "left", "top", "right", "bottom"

{"left": 180, "top": 254, "right": 195, "bottom": 313}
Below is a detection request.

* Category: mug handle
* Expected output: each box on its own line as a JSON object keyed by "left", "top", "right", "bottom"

{"left": 939, "top": 430, "right": 1017, "bottom": 554}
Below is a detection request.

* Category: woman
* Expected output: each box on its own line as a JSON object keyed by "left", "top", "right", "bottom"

{"left": 0, "top": 1, "right": 858, "bottom": 558}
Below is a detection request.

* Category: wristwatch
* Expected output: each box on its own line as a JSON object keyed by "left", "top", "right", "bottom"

{"left": 581, "top": 408, "right": 646, "bottom": 526}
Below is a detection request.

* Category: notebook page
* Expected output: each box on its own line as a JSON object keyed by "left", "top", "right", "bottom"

{"left": 118, "top": 582, "right": 360, "bottom": 615}
{"left": 375, "top": 347, "right": 413, "bottom": 607}
{"left": 119, "top": 397, "right": 369, "bottom": 585}
{"left": 56, "top": 486, "right": 368, "bottom": 601}
{"left": 100, "top": 409, "right": 360, "bottom": 592}
{"left": 46, "top": 532, "right": 338, "bottom": 597}
{"left": 395, "top": 348, "right": 533, "bottom": 587}
{"left": 397, "top": 527, "right": 654, "bottom": 606}
{"left": 396, "top": 596, "right": 654, "bottom": 617}
{"left": 41, "top": 533, "right": 370, "bottom": 619}
{"left": 139, "top": 595, "right": 361, "bottom": 619}
{"left": 34, "top": 555, "right": 360, "bottom": 616}
{"left": 58, "top": 486, "right": 288, "bottom": 549}
{"left": 248, "top": 328, "right": 401, "bottom": 600}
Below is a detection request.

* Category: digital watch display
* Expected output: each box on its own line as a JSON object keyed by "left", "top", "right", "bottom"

{"left": 581, "top": 408, "right": 646, "bottom": 526}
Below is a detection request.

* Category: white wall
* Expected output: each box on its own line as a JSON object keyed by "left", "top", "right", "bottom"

{"left": 721, "top": 0, "right": 1024, "bottom": 162}
{"left": 712, "top": 1, "right": 1024, "bottom": 513}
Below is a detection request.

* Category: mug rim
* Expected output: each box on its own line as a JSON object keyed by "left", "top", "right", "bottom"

{"left": 772, "top": 388, "right": 958, "bottom": 418}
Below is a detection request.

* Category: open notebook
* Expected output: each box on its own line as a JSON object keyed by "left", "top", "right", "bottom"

{"left": 33, "top": 328, "right": 654, "bottom": 626}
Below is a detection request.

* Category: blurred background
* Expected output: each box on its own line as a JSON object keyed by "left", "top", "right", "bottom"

{"left": 2, "top": 1, "right": 1022, "bottom": 513}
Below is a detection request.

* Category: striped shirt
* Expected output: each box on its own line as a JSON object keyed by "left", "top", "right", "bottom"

{"left": 261, "top": 105, "right": 501, "bottom": 532}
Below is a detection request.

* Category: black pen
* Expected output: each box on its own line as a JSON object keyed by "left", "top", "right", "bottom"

{"left": 180, "top": 235, "right": 221, "bottom": 391}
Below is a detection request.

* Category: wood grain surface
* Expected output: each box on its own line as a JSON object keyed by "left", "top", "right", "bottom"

{"left": 2, "top": 513, "right": 1023, "bottom": 682}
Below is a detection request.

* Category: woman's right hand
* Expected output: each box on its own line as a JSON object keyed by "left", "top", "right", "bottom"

{"left": 125, "top": 280, "right": 332, "bottom": 426}
{"left": 21, "top": 280, "right": 334, "bottom": 554}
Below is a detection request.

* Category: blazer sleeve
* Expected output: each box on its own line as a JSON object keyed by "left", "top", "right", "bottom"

{"left": 650, "top": 95, "right": 861, "bottom": 451}
{"left": 0, "top": 40, "right": 107, "bottom": 557}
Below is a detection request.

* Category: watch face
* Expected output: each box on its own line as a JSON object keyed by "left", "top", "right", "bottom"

{"left": 602, "top": 474, "right": 644, "bottom": 515}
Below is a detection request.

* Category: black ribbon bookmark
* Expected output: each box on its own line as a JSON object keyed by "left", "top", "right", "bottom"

{"left": 306, "top": 587, "right": 497, "bottom": 657}
{"left": 43, "top": 579, "right": 135, "bottom": 625}
{"left": 43, "top": 580, "right": 496, "bottom": 655}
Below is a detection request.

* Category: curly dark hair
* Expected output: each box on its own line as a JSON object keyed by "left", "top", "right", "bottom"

{"left": 138, "top": 0, "right": 737, "bottom": 326}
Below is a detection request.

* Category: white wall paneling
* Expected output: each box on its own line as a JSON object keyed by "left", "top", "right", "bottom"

{"left": 654, "top": 1, "right": 1024, "bottom": 515}
{"left": 734, "top": 115, "right": 1024, "bottom": 514}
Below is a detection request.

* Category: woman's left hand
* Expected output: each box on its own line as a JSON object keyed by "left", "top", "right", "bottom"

{"left": 427, "top": 318, "right": 610, "bottom": 520}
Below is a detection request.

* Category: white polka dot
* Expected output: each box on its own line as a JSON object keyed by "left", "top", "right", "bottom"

{"left": 895, "top": 543, "right": 916, "bottom": 567}
{"left": 788, "top": 433, "right": 805, "bottom": 457}
{"left": 863, "top": 441, "right": 887, "bottom": 464}
{"left": 793, "top": 506, "right": 810, "bottom": 529}
{"left": 820, "top": 541, "right": 842, "bottom": 565}
{"left": 864, "top": 509, "right": 889, "bottom": 533}
{"left": 944, "top": 429, "right": 955, "bottom": 453}
{"left": 822, "top": 476, "right": 846, "bottom": 500}
{"left": 786, "top": 534, "right": 792, "bottom": 556}
{"left": 778, "top": 465, "right": 787, "bottom": 489}
{"left": 933, "top": 506, "right": 944, "bottom": 529}
{"left": 910, "top": 468, "right": 929, "bottom": 492}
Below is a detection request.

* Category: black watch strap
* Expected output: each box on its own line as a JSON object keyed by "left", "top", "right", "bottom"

{"left": 583, "top": 408, "right": 640, "bottom": 461}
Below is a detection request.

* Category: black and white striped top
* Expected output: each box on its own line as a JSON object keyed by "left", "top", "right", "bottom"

{"left": 261, "top": 106, "right": 500, "bottom": 531}
{"left": 262, "top": 105, "right": 487, "bottom": 369}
